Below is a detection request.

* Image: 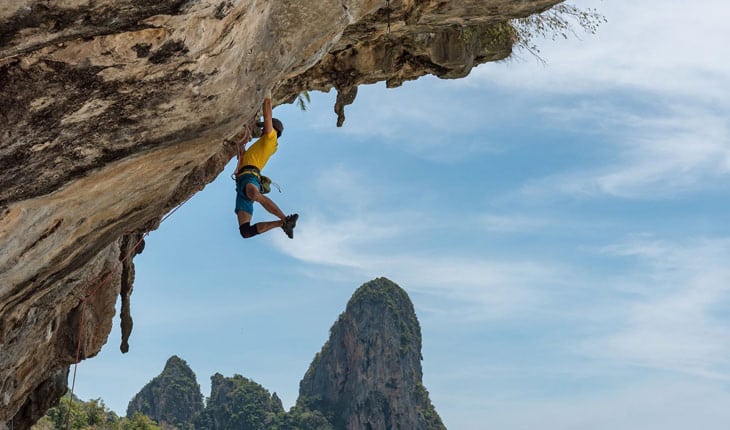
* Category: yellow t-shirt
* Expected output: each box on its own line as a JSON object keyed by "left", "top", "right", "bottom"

{"left": 237, "top": 130, "right": 278, "bottom": 172}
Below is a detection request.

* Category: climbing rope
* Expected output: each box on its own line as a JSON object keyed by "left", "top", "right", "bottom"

{"left": 235, "top": 125, "right": 251, "bottom": 161}
{"left": 228, "top": 121, "right": 255, "bottom": 180}
{"left": 64, "top": 192, "right": 197, "bottom": 430}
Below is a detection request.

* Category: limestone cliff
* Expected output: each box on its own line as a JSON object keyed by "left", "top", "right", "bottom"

{"left": 126, "top": 356, "right": 204, "bottom": 430}
{"left": 0, "top": 1, "right": 562, "bottom": 428}
{"left": 298, "top": 277, "right": 443, "bottom": 430}
{"left": 52, "top": 278, "right": 441, "bottom": 429}
{"left": 195, "top": 373, "right": 284, "bottom": 430}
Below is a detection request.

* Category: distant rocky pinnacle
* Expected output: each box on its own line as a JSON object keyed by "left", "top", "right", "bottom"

{"left": 126, "top": 356, "right": 204, "bottom": 430}
{"left": 1, "top": 1, "right": 562, "bottom": 427}
{"left": 298, "top": 277, "right": 445, "bottom": 430}
{"left": 195, "top": 373, "right": 284, "bottom": 430}
{"left": 122, "top": 278, "right": 444, "bottom": 429}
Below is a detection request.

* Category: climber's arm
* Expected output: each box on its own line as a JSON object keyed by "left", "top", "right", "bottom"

{"left": 263, "top": 88, "right": 274, "bottom": 135}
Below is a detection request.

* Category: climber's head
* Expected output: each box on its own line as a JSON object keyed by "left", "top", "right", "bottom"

{"left": 255, "top": 118, "right": 284, "bottom": 138}
{"left": 271, "top": 118, "right": 284, "bottom": 138}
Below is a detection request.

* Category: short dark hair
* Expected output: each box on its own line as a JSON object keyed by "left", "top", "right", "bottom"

{"left": 272, "top": 118, "right": 284, "bottom": 138}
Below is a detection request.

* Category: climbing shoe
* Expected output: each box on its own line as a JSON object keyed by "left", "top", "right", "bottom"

{"left": 282, "top": 213, "right": 298, "bottom": 239}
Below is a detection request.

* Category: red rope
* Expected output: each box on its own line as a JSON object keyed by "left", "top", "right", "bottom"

{"left": 64, "top": 195, "right": 195, "bottom": 429}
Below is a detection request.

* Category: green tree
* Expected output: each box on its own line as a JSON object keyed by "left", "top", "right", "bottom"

{"left": 121, "top": 412, "right": 162, "bottom": 430}
{"left": 32, "top": 394, "right": 160, "bottom": 430}
{"left": 30, "top": 416, "right": 55, "bottom": 430}
{"left": 127, "top": 356, "right": 203, "bottom": 430}
{"left": 82, "top": 398, "right": 108, "bottom": 427}
{"left": 270, "top": 405, "right": 333, "bottom": 430}
{"left": 43, "top": 396, "right": 89, "bottom": 430}
{"left": 195, "top": 374, "right": 284, "bottom": 430}
{"left": 296, "top": 91, "right": 311, "bottom": 111}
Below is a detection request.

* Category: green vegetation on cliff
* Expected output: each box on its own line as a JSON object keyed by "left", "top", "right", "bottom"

{"left": 512, "top": 4, "right": 606, "bottom": 59}
{"left": 195, "top": 373, "right": 285, "bottom": 430}
{"left": 299, "top": 277, "right": 445, "bottom": 430}
{"left": 126, "top": 356, "right": 203, "bottom": 430}
{"left": 32, "top": 395, "right": 161, "bottom": 430}
{"left": 348, "top": 277, "right": 423, "bottom": 354}
{"left": 35, "top": 278, "right": 443, "bottom": 429}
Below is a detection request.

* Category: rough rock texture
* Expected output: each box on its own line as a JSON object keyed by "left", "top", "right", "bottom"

{"left": 194, "top": 373, "right": 284, "bottom": 430}
{"left": 0, "top": 1, "right": 561, "bottom": 428}
{"left": 126, "top": 356, "right": 204, "bottom": 430}
{"left": 298, "top": 277, "right": 444, "bottom": 430}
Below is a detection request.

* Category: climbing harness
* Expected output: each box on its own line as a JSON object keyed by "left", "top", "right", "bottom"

{"left": 234, "top": 165, "right": 281, "bottom": 194}
{"left": 228, "top": 121, "right": 253, "bottom": 181}
{"left": 64, "top": 191, "right": 197, "bottom": 430}
{"left": 229, "top": 124, "right": 282, "bottom": 194}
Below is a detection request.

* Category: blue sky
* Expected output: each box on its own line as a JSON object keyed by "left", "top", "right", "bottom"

{"left": 73, "top": 1, "right": 730, "bottom": 428}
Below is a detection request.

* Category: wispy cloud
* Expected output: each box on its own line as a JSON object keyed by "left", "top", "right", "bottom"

{"left": 272, "top": 207, "right": 569, "bottom": 320}
{"left": 521, "top": 103, "right": 730, "bottom": 198}
{"left": 391, "top": 255, "right": 559, "bottom": 320}
{"left": 311, "top": 81, "right": 507, "bottom": 163}
{"left": 581, "top": 237, "right": 730, "bottom": 380}
{"left": 472, "top": 0, "right": 730, "bottom": 102}
{"left": 443, "top": 377, "right": 730, "bottom": 430}
{"left": 278, "top": 194, "right": 730, "bottom": 379}
{"left": 272, "top": 213, "right": 400, "bottom": 267}
{"left": 462, "top": 0, "right": 730, "bottom": 200}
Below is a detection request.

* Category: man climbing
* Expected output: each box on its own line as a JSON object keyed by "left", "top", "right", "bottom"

{"left": 233, "top": 89, "right": 298, "bottom": 239}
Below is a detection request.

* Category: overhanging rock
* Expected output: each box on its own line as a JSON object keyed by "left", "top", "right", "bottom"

{"left": 0, "top": 1, "right": 561, "bottom": 428}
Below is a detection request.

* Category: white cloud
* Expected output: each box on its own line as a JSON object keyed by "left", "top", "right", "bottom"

{"left": 582, "top": 237, "right": 730, "bottom": 380}
{"left": 462, "top": 0, "right": 730, "bottom": 199}
{"left": 272, "top": 214, "right": 390, "bottom": 267}
{"left": 592, "top": 109, "right": 730, "bottom": 197}
{"left": 390, "top": 255, "right": 557, "bottom": 320}
{"left": 472, "top": 0, "right": 730, "bottom": 102}
{"left": 311, "top": 81, "right": 506, "bottom": 163}
{"left": 280, "top": 197, "right": 730, "bottom": 377}
{"left": 272, "top": 208, "right": 568, "bottom": 320}
{"left": 446, "top": 377, "right": 730, "bottom": 430}
{"left": 519, "top": 101, "right": 730, "bottom": 199}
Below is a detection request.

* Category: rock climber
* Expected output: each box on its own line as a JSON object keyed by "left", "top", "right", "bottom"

{"left": 233, "top": 89, "right": 298, "bottom": 239}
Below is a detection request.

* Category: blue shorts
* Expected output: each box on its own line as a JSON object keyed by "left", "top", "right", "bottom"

{"left": 235, "top": 173, "right": 260, "bottom": 215}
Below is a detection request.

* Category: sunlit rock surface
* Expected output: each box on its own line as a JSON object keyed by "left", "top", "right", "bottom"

{"left": 299, "top": 277, "right": 444, "bottom": 429}
{"left": 0, "top": 1, "right": 561, "bottom": 428}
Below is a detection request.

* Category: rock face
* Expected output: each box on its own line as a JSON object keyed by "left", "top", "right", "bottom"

{"left": 76, "top": 278, "right": 441, "bottom": 429}
{"left": 0, "top": 1, "right": 562, "bottom": 428}
{"left": 126, "top": 356, "right": 204, "bottom": 430}
{"left": 298, "top": 277, "right": 444, "bottom": 430}
{"left": 195, "top": 373, "right": 284, "bottom": 430}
